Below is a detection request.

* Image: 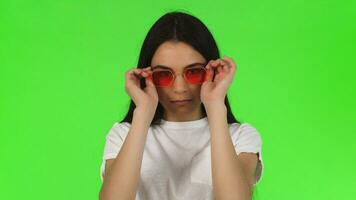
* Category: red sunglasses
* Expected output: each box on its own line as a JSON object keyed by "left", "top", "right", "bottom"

{"left": 149, "top": 64, "right": 209, "bottom": 87}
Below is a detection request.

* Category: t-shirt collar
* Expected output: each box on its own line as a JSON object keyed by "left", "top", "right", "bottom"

{"left": 159, "top": 116, "right": 208, "bottom": 129}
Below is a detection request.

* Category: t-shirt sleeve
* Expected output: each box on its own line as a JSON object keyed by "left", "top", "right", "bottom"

{"left": 99, "top": 122, "right": 130, "bottom": 182}
{"left": 230, "top": 122, "right": 264, "bottom": 185}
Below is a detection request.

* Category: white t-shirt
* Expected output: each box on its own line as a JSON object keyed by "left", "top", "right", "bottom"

{"left": 100, "top": 116, "right": 263, "bottom": 200}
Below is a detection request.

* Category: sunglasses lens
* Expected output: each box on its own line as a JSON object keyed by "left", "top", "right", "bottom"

{"left": 185, "top": 68, "right": 206, "bottom": 84}
{"left": 152, "top": 71, "right": 173, "bottom": 87}
{"left": 151, "top": 67, "right": 206, "bottom": 87}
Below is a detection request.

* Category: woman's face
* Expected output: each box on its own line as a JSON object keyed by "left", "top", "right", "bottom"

{"left": 150, "top": 41, "right": 207, "bottom": 122}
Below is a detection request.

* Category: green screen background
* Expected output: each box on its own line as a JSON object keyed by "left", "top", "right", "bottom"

{"left": 1, "top": 0, "right": 355, "bottom": 199}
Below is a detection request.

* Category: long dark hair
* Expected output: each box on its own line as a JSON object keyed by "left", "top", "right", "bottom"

{"left": 119, "top": 10, "right": 240, "bottom": 126}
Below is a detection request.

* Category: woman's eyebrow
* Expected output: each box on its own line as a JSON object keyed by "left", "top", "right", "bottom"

{"left": 151, "top": 62, "right": 206, "bottom": 70}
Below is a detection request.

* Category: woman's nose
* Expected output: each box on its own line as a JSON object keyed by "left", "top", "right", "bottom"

{"left": 172, "top": 74, "right": 188, "bottom": 92}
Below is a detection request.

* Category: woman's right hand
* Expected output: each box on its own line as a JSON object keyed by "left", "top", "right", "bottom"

{"left": 124, "top": 66, "right": 158, "bottom": 115}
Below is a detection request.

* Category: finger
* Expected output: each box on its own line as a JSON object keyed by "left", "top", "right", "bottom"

{"left": 212, "top": 59, "right": 225, "bottom": 72}
{"left": 205, "top": 60, "right": 214, "bottom": 70}
{"left": 126, "top": 68, "right": 140, "bottom": 79}
{"left": 135, "top": 69, "right": 147, "bottom": 77}
{"left": 204, "top": 60, "right": 215, "bottom": 82}
{"left": 142, "top": 66, "right": 151, "bottom": 72}
{"left": 219, "top": 59, "right": 230, "bottom": 72}
{"left": 211, "top": 59, "right": 220, "bottom": 67}
{"left": 131, "top": 69, "right": 141, "bottom": 76}
{"left": 145, "top": 74, "right": 154, "bottom": 87}
{"left": 217, "top": 64, "right": 223, "bottom": 73}
{"left": 139, "top": 67, "right": 154, "bottom": 85}
{"left": 141, "top": 71, "right": 148, "bottom": 77}
{"left": 222, "top": 55, "right": 237, "bottom": 72}
{"left": 143, "top": 67, "right": 153, "bottom": 75}
{"left": 127, "top": 68, "right": 140, "bottom": 75}
{"left": 127, "top": 73, "right": 141, "bottom": 83}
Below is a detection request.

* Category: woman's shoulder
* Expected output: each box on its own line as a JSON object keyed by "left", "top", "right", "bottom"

{"left": 106, "top": 121, "right": 132, "bottom": 137}
{"left": 229, "top": 122, "right": 257, "bottom": 131}
{"left": 228, "top": 122, "right": 261, "bottom": 137}
{"left": 112, "top": 121, "right": 132, "bottom": 129}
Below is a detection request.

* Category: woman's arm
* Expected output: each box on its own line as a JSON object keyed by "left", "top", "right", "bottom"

{"left": 205, "top": 102, "right": 255, "bottom": 200}
{"left": 99, "top": 108, "right": 152, "bottom": 200}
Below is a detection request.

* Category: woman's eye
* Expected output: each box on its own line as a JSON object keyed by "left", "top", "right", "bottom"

{"left": 155, "top": 70, "right": 172, "bottom": 77}
{"left": 188, "top": 68, "right": 202, "bottom": 74}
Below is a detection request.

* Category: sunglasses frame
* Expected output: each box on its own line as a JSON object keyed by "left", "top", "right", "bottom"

{"left": 150, "top": 64, "right": 208, "bottom": 87}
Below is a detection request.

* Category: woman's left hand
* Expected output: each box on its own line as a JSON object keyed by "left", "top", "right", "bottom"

{"left": 200, "top": 55, "right": 237, "bottom": 105}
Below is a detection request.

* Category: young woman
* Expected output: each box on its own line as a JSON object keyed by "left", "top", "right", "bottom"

{"left": 99, "top": 11, "right": 263, "bottom": 200}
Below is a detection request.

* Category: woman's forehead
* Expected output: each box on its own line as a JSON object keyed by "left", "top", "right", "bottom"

{"left": 150, "top": 41, "right": 206, "bottom": 71}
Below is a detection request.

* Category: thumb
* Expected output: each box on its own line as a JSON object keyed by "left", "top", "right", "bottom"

{"left": 145, "top": 73, "right": 155, "bottom": 87}
{"left": 144, "top": 74, "right": 157, "bottom": 94}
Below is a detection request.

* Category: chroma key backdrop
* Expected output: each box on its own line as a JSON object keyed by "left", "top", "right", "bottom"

{"left": 0, "top": 0, "right": 355, "bottom": 200}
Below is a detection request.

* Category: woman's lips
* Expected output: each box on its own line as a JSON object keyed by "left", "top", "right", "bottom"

{"left": 170, "top": 99, "right": 192, "bottom": 105}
